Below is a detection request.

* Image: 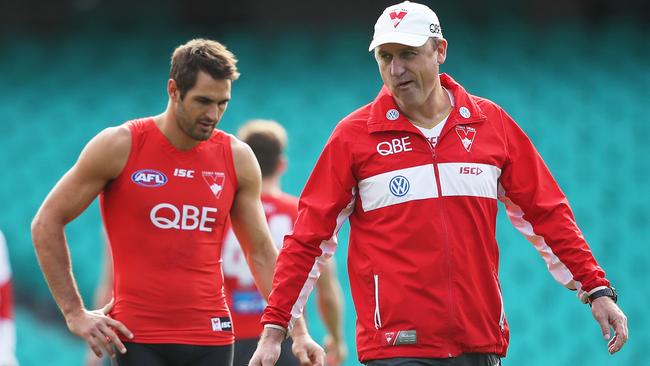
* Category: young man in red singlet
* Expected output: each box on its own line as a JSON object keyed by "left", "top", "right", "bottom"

{"left": 222, "top": 120, "right": 347, "bottom": 366}
{"left": 31, "top": 39, "right": 324, "bottom": 366}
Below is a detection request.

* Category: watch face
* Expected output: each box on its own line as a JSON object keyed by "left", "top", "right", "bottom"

{"left": 610, "top": 287, "right": 618, "bottom": 302}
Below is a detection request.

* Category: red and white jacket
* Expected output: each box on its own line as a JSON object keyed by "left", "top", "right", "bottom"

{"left": 262, "top": 74, "right": 609, "bottom": 361}
{"left": 0, "top": 230, "right": 17, "bottom": 366}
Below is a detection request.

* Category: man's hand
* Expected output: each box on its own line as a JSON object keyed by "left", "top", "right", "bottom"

{"left": 84, "top": 352, "right": 104, "bottom": 366}
{"left": 323, "top": 334, "right": 347, "bottom": 366}
{"left": 591, "top": 297, "right": 628, "bottom": 354}
{"left": 249, "top": 327, "right": 285, "bottom": 366}
{"left": 292, "top": 332, "right": 325, "bottom": 366}
{"left": 66, "top": 300, "right": 133, "bottom": 358}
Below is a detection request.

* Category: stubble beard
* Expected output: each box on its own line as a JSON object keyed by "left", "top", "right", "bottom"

{"left": 177, "top": 104, "right": 213, "bottom": 141}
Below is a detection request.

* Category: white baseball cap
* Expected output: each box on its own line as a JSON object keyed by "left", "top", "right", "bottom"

{"left": 368, "top": 1, "right": 443, "bottom": 52}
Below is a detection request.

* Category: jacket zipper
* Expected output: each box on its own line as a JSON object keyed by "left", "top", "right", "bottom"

{"left": 419, "top": 128, "right": 456, "bottom": 356}
{"left": 373, "top": 274, "right": 382, "bottom": 330}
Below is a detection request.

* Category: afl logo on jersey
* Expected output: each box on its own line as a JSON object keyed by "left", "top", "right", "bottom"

{"left": 131, "top": 169, "right": 168, "bottom": 187}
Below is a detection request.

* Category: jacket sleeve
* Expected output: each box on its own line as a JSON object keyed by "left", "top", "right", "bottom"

{"left": 0, "top": 231, "right": 17, "bottom": 365}
{"left": 261, "top": 126, "right": 357, "bottom": 329}
{"left": 496, "top": 108, "right": 610, "bottom": 294}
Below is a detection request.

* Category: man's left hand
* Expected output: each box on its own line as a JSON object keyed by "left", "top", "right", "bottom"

{"left": 292, "top": 333, "right": 325, "bottom": 366}
{"left": 324, "top": 334, "right": 347, "bottom": 366}
{"left": 591, "top": 297, "right": 628, "bottom": 354}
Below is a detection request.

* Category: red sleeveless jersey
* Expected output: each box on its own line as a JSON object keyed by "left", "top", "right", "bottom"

{"left": 222, "top": 192, "right": 298, "bottom": 339}
{"left": 100, "top": 118, "right": 237, "bottom": 345}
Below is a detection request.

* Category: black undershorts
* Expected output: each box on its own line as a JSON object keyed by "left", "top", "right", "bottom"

{"left": 365, "top": 353, "right": 501, "bottom": 366}
{"left": 114, "top": 342, "right": 233, "bottom": 366}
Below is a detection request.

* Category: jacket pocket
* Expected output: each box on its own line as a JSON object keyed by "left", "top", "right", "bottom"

{"left": 492, "top": 270, "right": 505, "bottom": 331}
{"left": 373, "top": 274, "right": 382, "bottom": 329}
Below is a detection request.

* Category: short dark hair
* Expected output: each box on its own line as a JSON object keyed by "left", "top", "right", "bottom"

{"left": 170, "top": 38, "right": 240, "bottom": 99}
{"left": 237, "top": 120, "right": 287, "bottom": 178}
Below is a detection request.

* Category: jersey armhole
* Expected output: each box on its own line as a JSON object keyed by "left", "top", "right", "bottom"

{"left": 223, "top": 134, "right": 240, "bottom": 192}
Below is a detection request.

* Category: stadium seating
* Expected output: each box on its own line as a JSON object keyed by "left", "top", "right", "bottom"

{"left": 0, "top": 18, "right": 647, "bottom": 365}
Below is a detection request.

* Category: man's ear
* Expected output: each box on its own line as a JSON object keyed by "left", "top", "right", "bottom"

{"left": 276, "top": 156, "right": 288, "bottom": 175}
{"left": 436, "top": 38, "right": 448, "bottom": 65}
{"left": 168, "top": 79, "right": 179, "bottom": 102}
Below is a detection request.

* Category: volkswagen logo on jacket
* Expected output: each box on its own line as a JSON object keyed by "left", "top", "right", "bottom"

{"left": 389, "top": 175, "right": 410, "bottom": 197}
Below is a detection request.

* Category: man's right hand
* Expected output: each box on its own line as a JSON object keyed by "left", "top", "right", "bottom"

{"left": 248, "top": 327, "right": 285, "bottom": 366}
{"left": 65, "top": 300, "right": 133, "bottom": 358}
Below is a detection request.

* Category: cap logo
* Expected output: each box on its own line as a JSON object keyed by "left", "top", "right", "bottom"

{"left": 430, "top": 23, "right": 441, "bottom": 35}
{"left": 389, "top": 10, "right": 408, "bottom": 28}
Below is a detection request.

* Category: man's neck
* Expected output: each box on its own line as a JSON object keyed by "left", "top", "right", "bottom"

{"left": 154, "top": 108, "right": 200, "bottom": 151}
{"left": 401, "top": 86, "right": 452, "bottom": 130}
{"left": 261, "top": 176, "right": 282, "bottom": 195}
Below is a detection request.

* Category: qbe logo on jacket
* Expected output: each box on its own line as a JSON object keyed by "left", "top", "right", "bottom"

{"left": 389, "top": 176, "right": 410, "bottom": 197}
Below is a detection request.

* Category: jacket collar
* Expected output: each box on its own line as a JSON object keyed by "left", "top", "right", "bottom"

{"left": 367, "top": 73, "right": 487, "bottom": 134}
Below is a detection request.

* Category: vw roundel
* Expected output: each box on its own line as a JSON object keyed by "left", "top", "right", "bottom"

{"left": 131, "top": 169, "right": 168, "bottom": 187}
{"left": 389, "top": 175, "right": 410, "bottom": 197}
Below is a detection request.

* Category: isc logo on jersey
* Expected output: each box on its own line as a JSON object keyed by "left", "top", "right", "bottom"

{"left": 131, "top": 169, "right": 168, "bottom": 187}
{"left": 150, "top": 203, "right": 217, "bottom": 232}
{"left": 210, "top": 317, "right": 232, "bottom": 332}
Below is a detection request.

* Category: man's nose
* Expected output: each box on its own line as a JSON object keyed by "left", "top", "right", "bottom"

{"left": 390, "top": 58, "right": 405, "bottom": 76}
{"left": 206, "top": 104, "right": 220, "bottom": 120}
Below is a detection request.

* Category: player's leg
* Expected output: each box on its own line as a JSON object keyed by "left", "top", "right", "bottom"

{"left": 275, "top": 338, "right": 300, "bottom": 366}
{"left": 232, "top": 338, "right": 258, "bottom": 366}
{"left": 192, "top": 344, "right": 234, "bottom": 366}
{"left": 114, "top": 342, "right": 166, "bottom": 366}
{"left": 451, "top": 353, "right": 501, "bottom": 366}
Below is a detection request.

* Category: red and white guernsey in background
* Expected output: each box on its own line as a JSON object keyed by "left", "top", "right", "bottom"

{"left": 0, "top": 230, "right": 17, "bottom": 366}
{"left": 262, "top": 74, "right": 609, "bottom": 361}
{"left": 222, "top": 192, "right": 298, "bottom": 339}
{"left": 101, "top": 118, "right": 237, "bottom": 345}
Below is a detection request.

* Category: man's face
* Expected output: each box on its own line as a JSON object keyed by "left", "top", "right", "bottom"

{"left": 173, "top": 71, "right": 231, "bottom": 141}
{"left": 375, "top": 39, "right": 446, "bottom": 109}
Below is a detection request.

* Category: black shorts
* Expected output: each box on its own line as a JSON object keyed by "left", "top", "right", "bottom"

{"left": 115, "top": 342, "right": 233, "bottom": 366}
{"left": 365, "top": 353, "right": 501, "bottom": 366}
{"left": 233, "top": 338, "right": 298, "bottom": 366}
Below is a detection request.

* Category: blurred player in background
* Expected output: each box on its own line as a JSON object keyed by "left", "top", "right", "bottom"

{"left": 250, "top": 2, "right": 628, "bottom": 365}
{"left": 0, "top": 230, "right": 18, "bottom": 366}
{"left": 31, "top": 38, "right": 323, "bottom": 366}
{"left": 222, "top": 120, "right": 347, "bottom": 366}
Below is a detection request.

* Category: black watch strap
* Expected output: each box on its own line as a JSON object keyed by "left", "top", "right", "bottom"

{"left": 588, "top": 287, "right": 617, "bottom": 305}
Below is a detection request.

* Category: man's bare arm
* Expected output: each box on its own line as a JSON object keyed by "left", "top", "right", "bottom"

{"left": 230, "top": 137, "right": 324, "bottom": 366}
{"left": 31, "top": 126, "right": 133, "bottom": 357}
{"left": 316, "top": 260, "right": 346, "bottom": 365}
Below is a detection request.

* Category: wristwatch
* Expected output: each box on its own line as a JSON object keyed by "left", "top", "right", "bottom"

{"left": 588, "top": 287, "right": 617, "bottom": 305}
